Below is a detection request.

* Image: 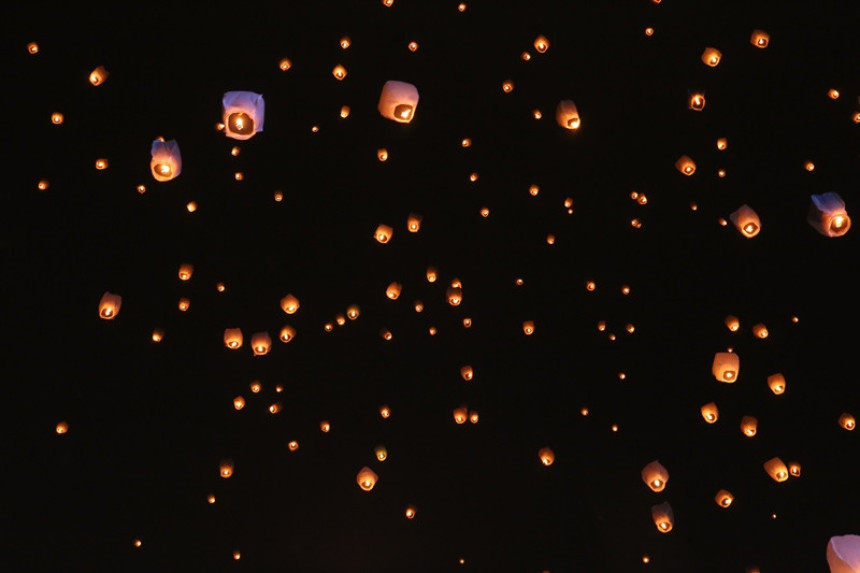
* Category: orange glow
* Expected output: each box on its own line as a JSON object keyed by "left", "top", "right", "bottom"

{"left": 279, "top": 58, "right": 292, "bottom": 71}
{"left": 502, "top": 80, "right": 514, "bottom": 93}
{"left": 89, "top": 66, "right": 108, "bottom": 86}
{"left": 379, "top": 405, "right": 391, "bottom": 419}
{"left": 332, "top": 65, "right": 347, "bottom": 80}
{"left": 533, "top": 35, "right": 549, "bottom": 54}
{"left": 56, "top": 421, "right": 69, "bottom": 434}
{"left": 750, "top": 30, "right": 770, "bottom": 48}
{"left": 453, "top": 407, "right": 468, "bottom": 424}
{"left": 51, "top": 112, "right": 64, "bottom": 125}
{"left": 701, "top": 402, "right": 719, "bottom": 423}
{"left": 280, "top": 294, "right": 300, "bottom": 314}
{"left": 702, "top": 47, "right": 722, "bottom": 67}
{"left": 224, "top": 328, "right": 243, "bottom": 349}
{"left": 320, "top": 420, "right": 331, "bottom": 433}
{"left": 357, "top": 466, "right": 378, "bottom": 491}
{"left": 220, "top": 459, "right": 234, "bottom": 478}
{"left": 375, "top": 224, "right": 394, "bottom": 244}
{"left": 233, "top": 396, "right": 245, "bottom": 410}
{"left": 538, "top": 447, "right": 555, "bottom": 466}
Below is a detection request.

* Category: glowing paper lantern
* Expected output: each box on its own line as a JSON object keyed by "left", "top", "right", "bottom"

{"left": 150, "top": 139, "right": 182, "bottom": 182}
{"left": 378, "top": 80, "right": 419, "bottom": 123}
{"left": 725, "top": 315, "right": 740, "bottom": 332}
{"left": 357, "top": 466, "right": 378, "bottom": 491}
{"left": 701, "top": 402, "right": 719, "bottom": 423}
{"left": 839, "top": 413, "right": 856, "bottom": 431}
{"left": 533, "top": 35, "right": 550, "bottom": 53}
{"left": 808, "top": 192, "right": 851, "bottom": 237}
{"left": 278, "top": 326, "right": 296, "bottom": 343}
{"left": 386, "top": 282, "right": 402, "bottom": 300}
{"left": 752, "top": 323, "right": 769, "bottom": 339}
{"left": 220, "top": 459, "right": 234, "bottom": 478}
{"left": 538, "top": 447, "right": 555, "bottom": 466}
{"left": 750, "top": 29, "right": 770, "bottom": 48}
{"left": 446, "top": 285, "right": 463, "bottom": 306}
{"left": 178, "top": 263, "right": 194, "bottom": 281}
{"left": 233, "top": 396, "right": 245, "bottom": 410}
{"left": 375, "top": 445, "right": 388, "bottom": 462}
{"left": 453, "top": 407, "right": 468, "bottom": 424}
{"left": 56, "top": 421, "right": 68, "bottom": 434}
{"left": 222, "top": 91, "right": 265, "bottom": 141}
{"left": 715, "top": 489, "right": 734, "bottom": 508}
{"left": 763, "top": 457, "right": 789, "bottom": 482}
{"left": 741, "top": 416, "right": 758, "bottom": 437}
{"left": 98, "top": 292, "right": 122, "bottom": 320}
{"left": 89, "top": 66, "right": 108, "bottom": 86}
{"left": 768, "top": 373, "right": 786, "bottom": 395}
{"left": 280, "top": 294, "right": 300, "bottom": 314}
{"left": 641, "top": 460, "right": 669, "bottom": 492}
{"left": 375, "top": 224, "right": 394, "bottom": 244}
{"left": 689, "top": 92, "right": 706, "bottom": 111}
{"left": 826, "top": 534, "right": 860, "bottom": 573}
{"left": 651, "top": 502, "right": 674, "bottom": 533}
{"left": 460, "top": 365, "right": 474, "bottom": 381}
{"left": 556, "top": 100, "right": 581, "bottom": 130}
{"left": 250, "top": 332, "right": 271, "bottom": 356}
{"left": 522, "top": 320, "right": 535, "bottom": 335}
{"left": 675, "top": 156, "right": 696, "bottom": 176}
{"left": 407, "top": 213, "right": 422, "bottom": 232}
{"left": 730, "top": 205, "right": 761, "bottom": 238}
{"left": 224, "top": 328, "right": 243, "bottom": 349}
{"left": 702, "top": 47, "right": 722, "bottom": 67}
{"left": 712, "top": 352, "right": 739, "bottom": 383}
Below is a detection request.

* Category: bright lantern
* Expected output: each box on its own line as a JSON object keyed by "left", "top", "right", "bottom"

{"left": 808, "top": 192, "right": 851, "bottom": 237}
{"left": 178, "top": 263, "right": 193, "bottom": 281}
{"left": 641, "top": 460, "right": 669, "bottom": 492}
{"left": 768, "top": 373, "right": 786, "bottom": 395}
{"left": 220, "top": 459, "right": 234, "bottom": 478}
{"left": 357, "top": 466, "right": 378, "bottom": 491}
{"left": 556, "top": 100, "right": 581, "bottom": 130}
{"left": 150, "top": 139, "right": 182, "bottom": 182}
{"left": 98, "top": 292, "right": 122, "bottom": 320}
{"left": 280, "top": 294, "right": 300, "bottom": 314}
{"left": 89, "top": 66, "right": 108, "bottom": 86}
{"left": 224, "top": 328, "right": 243, "bottom": 349}
{"left": 712, "top": 352, "right": 739, "bottom": 383}
{"left": 675, "top": 155, "right": 696, "bottom": 176}
{"left": 378, "top": 80, "right": 419, "bottom": 123}
{"left": 750, "top": 29, "right": 770, "bottom": 48}
{"left": 375, "top": 224, "right": 394, "bottom": 244}
{"left": 730, "top": 205, "right": 761, "bottom": 238}
{"left": 222, "top": 91, "right": 265, "bottom": 141}
{"left": 386, "top": 282, "right": 402, "bottom": 300}
{"left": 838, "top": 413, "right": 856, "bottom": 431}
{"left": 763, "top": 457, "right": 789, "bottom": 482}
{"left": 714, "top": 489, "right": 734, "bottom": 508}
{"left": 250, "top": 332, "right": 271, "bottom": 356}
{"left": 453, "top": 407, "right": 468, "bottom": 424}
{"left": 701, "top": 47, "right": 722, "bottom": 67}
{"left": 538, "top": 447, "right": 555, "bottom": 466}
{"left": 741, "top": 416, "right": 758, "bottom": 437}
{"left": 651, "top": 502, "right": 674, "bottom": 533}
{"left": 279, "top": 326, "right": 296, "bottom": 343}
{"left": 701, "top": 402, "right": 719, "bottom": 424}
{"left": 460, "top": 365, "right": 474, "bottom": 381}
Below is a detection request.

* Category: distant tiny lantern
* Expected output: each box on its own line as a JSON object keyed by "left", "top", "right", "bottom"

{"left": 220, "top": 459, "right": 234, "bottom": 478}
{"left": 715, "top": 489, "right": 734, "bottom": 508}
{"left": 379, "top": 405, "right": 391, "bottom": 419}
{"left": 407, "top": 41, "right": 418, "bottom": 52}
{"left": 469, "top": 411, "right": 479, "bottom": 424}
{"left": 712, "top": 352, "right": 739, "bottom": 383}
{"left": 287, "top": 440, "right": 299, "bottom": 452}
{"left": 701, "top": 402, "right": 719, "bottom": 423}
{"left": 768, "top": 373, "right": 786, "bottom": 395}
{"left": 233, "top": 551, "right": 241, "bottom": 560}
{"left": 150, "top": 138, "right": 182, "bottom": 182}
{"left": 98, "top": 292, "right": 122, "bottom": 320}
{"left": 51, "top": 112, "right": 64, "bottom": 125}
{"left": 502, "top": 80, "right": 514, "bottom": 93}
{"left": 89, "top": 66, "right": 108, "bottom": 86}
{"left": 556, "top": 100, "right": 581, "bottom": 130}
{"left": 375, "top": 224, "right": 394, "bottom": 244}
{"left": 750, "top": 29, "right": 770, "bottom": 48}
{"left": 426, "top": 267, "right": 438, "bottom": 283}
{"left": 702, "top": 47, "right": 722, "bottom": 67}
{"left": 380, "top": 328, "right": 393, "bottom": 341}
{"left": 178, "top": 263, "right": 193, "bottom": 281}
{"left": 405, "top": 506, "right": 416, "bottom": 519}
{"left": 280, "top": 294, "right": 300, "bottom": 314}
{"left": 717, "top": 137, "right": 728, "bottom": 150}
{"left": 788, "top": 462, "right": 801, "bottom": 477}
{"left": 763, "top": 457, "right": 789, "bottom": 482}
{"left": 279, "top": 325, "right": 296, "bottom": 343}
{"left": 377, "top": 148, "right": 389, "bottom": 162}
{"left": 56, "top": 421, "right": 68, "bottom": 434}
{"left": 320, "top": 420, "right": 331, "bottom": 432}
{"left": 38, "top": 180, "right": 49, "bottom": 191}
{"left": 178, "top": 298, "right": 190, "bottom": 312}
{"left": 207, "top": 494, "right": 216, "bottom": 504}
{"left": 644, "top": 27, "right": 654, "bottom": 36}
{"left": 357, "top": 466, "right": 378, "bottom": 491}
{"left": 533, "top": 35, "right": 550, "bottom": 53}
{"left": 340, "top": 36, "right": 351, "bottom": 49}
{"left": 386, "top": 282, "right": 402, "bottom": 300}
{"left": 688, "top": 92, "right": 706, "bottom": 111}
{"left": 233, "top": 396, "right": 245, "bottom": 410}
{"left": 741, "top": 416, "right": 758, "bottom": 437}
{"left": 641, "top": 460, "right": 670, "bottom": 492}
{"left": 730, "top": 204, "right": 761, "bottom": 238}
{"left": 839, "top": 413, "right": 856, "bottom": 431}
{"left": 27, "top": 42, "right": 39, "bottom": 54}
{"left": 151, "top": 329, "right": 164, "bottom": 342}
{"left": 250, "top": 381, "right": 261, "bottom": 393}
{"left": 268, "top": 402, "right": 282, "bottom": 414}
{"left": 725, "top": 315, "right": 740, "bottom": 332}
{"left": 538, "top": 447, "right": 555, "bottom": 466}
{"left": 224, "top": 329, "right": 243, "bottom": 350}
{"left": 223, "top": 91, "right": 265, "bottom": 141}
{"left": 374, "top": 445, "right": 388, "bottom": 462}
{"left": 460, "top": 365, "right": 474, "bottom": 381}
{"left": 453, "top": 407, "right": 468, "bottom": 424}
{"left": 407, "top": 213, "right": 422, "bottom": 232}
{"left": 752, "top": 323, "right": 769, "bottom": 339}
{"left": 378, "top": 80, "right": 419, "bottom": 123}
{"left": 95, "top": 158, "right": 108, "bottom": 170}
{"left": 521, "top": 51, "right": 531, "bottom": 61}
{"left": 134, "top": 539, "right": 142, "bottom": 548}
{"left": 463, "top": 318, "right": 472, "bottom": 328}
{"left": 675, "top": 156, "right": 696, "bottom": 176}
{"left": 808, "top": 192, "right": 851, "bottom": 237}
{"left": 278, "top": 58, "right": 292, "bottom": 71}
{"left": 446, "top": 285, "right": 463, "bottom": 306}
{"left": 522, "top": 320, "right": 535, "bottom": 335}
{"left": 651, "top": 502, "right": 674, "bottom": 533}
{"left": 586, "top": 281, "right": 596, "bottom": 291}
{"left": 340, "top": 106, "right": 350, "bottom": 118}
{"left": 251, "top": 332, "right": 271, "bottom": 356}
{"left": 332, "top": 65, "right": 347, "bottom": 80}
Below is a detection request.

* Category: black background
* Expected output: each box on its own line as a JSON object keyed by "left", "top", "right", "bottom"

{"left": 4, "top": 1, "right": 859, "bottom": 571}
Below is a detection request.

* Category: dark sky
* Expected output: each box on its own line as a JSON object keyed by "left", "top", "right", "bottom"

{"left": 5, "top": 1, "right": 859, "bottom": 571}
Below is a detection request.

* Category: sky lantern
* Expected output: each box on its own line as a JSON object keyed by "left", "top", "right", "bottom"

{"left": 538, "top": 447, "right": 555, "bottom": 466}
{"left": 178, "top": 298, "right": 190, "bottom": 311}
{"left": 460, "top": 365, "right": 474, "bottom": 381}
{"left": 556, "top": 100, "right": 581, "bottom": 130}
{"left": 233, "top": 396, "right": 245, "bottom": 410}
{"left": 741, "top": 416, "right": 758, "bottom": 437}
{"left": 287, "top": 440, "right": 299, "bottom": 452}
{"left": 407, "top": 213, "right": 422, "bottom": 232}
{"left": 725, "top": 315, "right": 740, "bottom": 332}
{"left": 768, "top": 373, "right": 786, "bottom": 395}
{"left": 826, "top": 534, "right": 860, "bottom": 572}
{"left": 27, "top": 41, "right": 39, "bottom": 54}
{"left": 522, "top": 320, "right": 535, "bottom": 335}
{"left": 688, "top": 92, "right": 706, "bottom": 111}
{"left": 469, "top": 411, "right": 479, "bottom": 424}
{"left": 375, "top": 445, "right": 388, "bottom": 462}
{"left": 717, "top": 137, "right": 728, "bottom": 150}
{"left": 375, "top": 224, "right": 394, "bottom": 243}
{"left": 332, "top": 65, "right": 347, "bottom": 80}
{"left": 51, "top": 112, "right": 64, "bottom": 125}
{"left": 386, "top": 282, "right": 402, "bottom": 300}
{"left": 764, "top": 457, "right": 789, "bottom": 482}
{"left": 838, "top": 413, "right": 855, "bottom": 431}
{"left": 752, "top": 323, "right": 769, "bottom": 339}
{"left": 675, "top": 155, "right": 696, "bottom": 175}
{"left": 250, "top": 381, "right": 262, "bottom": 393}
{"left": 701, "top": 402, "right": 719, "bottom": 423}
{"left": 151, "top": 329, "right": 164, "bottom": 342}
{"left": 702, "top": 47, "right": 722, "bottom": 67}
{"left": 220, "top": 459, "right": 234, "bottom": 478}
{"left": 278, "top": 325, "right": 296, "bottom": 343}
{"left": 715, "top": 489, "right": 734, "bottom": 508}
{"left": 346, "top": 305, "right": 360, "bottom": 320}
{"left": 533, "top": 35, "right": 549, "bottom": 53}
{"left": 56, "top": 421, "right": 68, "bottom": 434}
{"left": 379, "top": 405, "right": 391, "bottom": 419}
{"left": 89, "top": 66, "right": 108, "bottom": 86}
{"left": 405, "top": 506, "right": 416, "bottom": 519}
{"left": 730, "top": 205, "right": 761, "bottom": 238}
{"left": 789, "top": 462, "right": 802, "bottom": 477}
{"left": 357, "top": 466, "right": 378, "bottom": 491}
{"left": 712, "top": 352, "right": 739, "bottom": 383}
{"left": 178, "top": 263, "right": 193, "bottom": 281}
{"left": 426, "top": 267, "right": 438, "bottom": 283}
{"left": 222, "top": 329, "right": 247, "bottom": 353}
{"left": 453, "top": 407, "right": 468, "bottom": 424}
{"left": 750, "top": 29, "right": 770, "bottom": 48}
{"left": 222, "top": 91, "right": 265, "bottom": 141}
{"left": 378, "top": 80, "right": 419, "bottom": 123}
{"left": 808, "top": 192, "right": 851, "bottom": 237}
{"left": 150, "top": 138, "right": 182, "bottom": 182}
{"left": 251, "top": 332, "right": 271, "bottom": 356}
{"left": 278, "top": 57, "right": 292, "bottom": 71}
{"left": 320, "top": 420, "right": 331, "bottom": 433}
{"left": 651, "top": 502, "right": 674, "bottom": 533}
{"left": 280, "top": 294, "right": 300, "bottom": 314}
{"left": 447, "top": 285, "right": 463, "bottom": 306}
{"left": 641, "top": 460, "right": 669, "bottom": 492}
{"left": 98, "top": 292, "right": 122, "bottom": 320}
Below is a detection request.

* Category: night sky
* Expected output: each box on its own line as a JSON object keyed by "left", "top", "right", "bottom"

{"left": 5, "top": 1, "right": 859, "bottom": 571}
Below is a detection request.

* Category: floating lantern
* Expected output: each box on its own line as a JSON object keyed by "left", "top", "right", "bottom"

{"left": 768, "top": 373, "right": 786, "bottom": 395}
{"left": 469, "top": 411, "right": 479, "bottom": 424}
{"left": 347, "top": 305, "right": 360, "bottom": 320}
{"left": 280, "top": 294, "right": 300, "bottom": 314}
{"left": 715, "top": 489, "right": 734, "bottom": 508}
{"left": 839, "top": 413, "right": 856, "bottom": 431}
{"left": 750, "top": 30, "right": 770, "bottom": 48}
{"left": 651, "top": 502, "right": 674, "bottom": 533}
{"left": 522, "top": 320, "right": 535, "bottom": 335}
{"left": 752, "top": 323, "right": 769, "bottom": 339}
{"left": 357, "top": 466, "right": 378, "bottom": 491}
{"left": 453, "top": 407, "right": 468, "bottom": 424}
{"left": 789, "top": 462, "right": 801, "bottom": 477}
{"left": 380, "top": 328, "right": 393, "bottom": 341}
{"left": 279, "top": 58, "right": 292, "bottom": 71}
{"left": 702, "top": 47, "right": 722, "bottom": 67}
{"left": 320, "top": 420, "right": 331, "bottom": 433}
{"left": 89, "top": 66, "right": 108, "bottom": 86}
{"left": 340, "top": 36, "right": 351, "bottom": 49}
{"left": 178, "top": 298, "right": 190, "bottom": 312}
{"left": 641, "top": 460, "right": 669, "bottom": 492}
{"left": 689, "top": 92, "right": 706, "bottom": 111}
{"left": 407, "top": 41, "right": 418, "bottom": 52}
{"left": 379, "top": 405, "right": 391, "bottom": 419}
{"left": 250, "top": 381, "right": 261, "bottom": 393}
{"left": 717, "top": 137, "right": 728, "bottom": 150}
{"left": 730, "top": 205, "right": 761, "bottom": 238}
{"left": 701, "top": 402, "right": 719, "bottom": 423}
{"left": 808, "top": 192, "right": 851, "bottom": 237}
{"left": 725, "top": 315, "right": 740, "bottom": 332}
{"left": 460, "top": 365, "right": 474, "bottom": 381}
{"left": 27, "top": 42, "right": 39, "bottom": 54}
{"left": 556, "top": 100, "right": 581, "bottom": 130}
{"left": 150, "top": 139, "right": 181, "bottom": 182}
{"left": 220, "top": 459, "right": 234, "bottom": 478}
{"left": 386, "top": 282, "right": 402, "bottom": 300}
{"left": 233, "top": 396, "right": 245, "bottom": 410}
{"left": 378, "top": 80, "right": 419, "bottom": 123}
{"left": 56, "top": 421, "right": 68, "bottom": 434}
{"left": 405, "top": 506, "right": 416, "bottom": 519}
{"left": 712, "top": 352, "right": 739, "bottom": 383}
{"left": 151, "top": 329, "right": 164, "bottom": 342}
{"left": 375, "top": 445, "right": 388, "bottom": 461}
{"left": 375, "top": 224, "right": 394, "bottom": 243}
{"left": 675, "top": 156, "right": 696, "bottom": 176}
{"left": 222, "top": 91, "right": 265, "bottom": 141}
{"left": 51, "top": 112, "right": 64, "bottom": 125}
{"left": 502, "top": 80, "right": 514, "bottom": 93}
{"left": 287, "top": 440, "right": 299, "bottom": 452}
{"left": 426, "top": 267, "right": 438, "bottom": 283}
{"left": 251, "top": 332, "right": 271, "bottom": 356}
{"left": 538, "top": 447, "right": 555, "bottom": 466}
{"left": 741, "top": 416, "right": 758, "bottom": 437}
{"left": 764, "top": 457, "right": 789, "bottom": 482}
{"left": 332, "top": 65, "right": 347, "bottom": 80}
{"left": 826, "top": 534, "right": 860, "bottom": 573}
{"left": 446, "top": 285, "right": 463, "bottom": 306}
{"left": 407, "top": 213, "right": 422, "bottom": 232}
{"left": 533, "top": 35, "right": 549, "bottom": 53}
{"left": 278, "top": 325, "right": 296, "bottom": 343}
{"left": 377, "top": 148, "right": 389, "bottom": 162}
{"left": 268, "top": 402, "right": 282, "bottom": 414}
{"left": 178, "top": 263, "right": 193, "bottom": 281}
{"left": 223, "top": 328, "right": 243, "bottom": 350}
{"left": 98, "top": 292, "right": 122, "bottom": 320}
